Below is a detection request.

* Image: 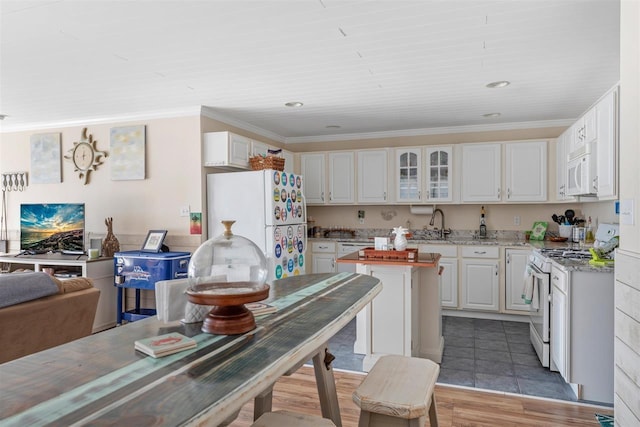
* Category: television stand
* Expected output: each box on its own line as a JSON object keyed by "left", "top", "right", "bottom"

{"left": 0, "top": 253, "right": 116, "bottom": 333}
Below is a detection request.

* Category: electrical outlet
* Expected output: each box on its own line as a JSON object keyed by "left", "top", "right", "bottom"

{"left": 180, "top": 205, "right": 190, "bottom": 217}
{"left": 359, "top": 218, "right": 365, "bottom": 224}
{"left": 514, "top": 216, "right": 521, "bottom": 226}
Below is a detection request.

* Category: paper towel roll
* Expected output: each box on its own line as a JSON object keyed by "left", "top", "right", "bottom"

{"left": 409, "top": 205, "right": 435, "bottom": 215}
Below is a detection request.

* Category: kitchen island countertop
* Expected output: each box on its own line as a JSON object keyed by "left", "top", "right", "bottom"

{"left": 336, "top": 251, "right": 441, "bottom": 268}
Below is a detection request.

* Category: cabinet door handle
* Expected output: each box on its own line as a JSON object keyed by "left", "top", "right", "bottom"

{"left": 331, "top": 258, "right": 335, "bottom": 269}
{"left": 507, "top": 188, "right": 511, "bottom": 199}
{"left": 507, "top": 254, "right": 510, "bottom": 263}
{"left": 329, "top": 192, "right": 332, "bottom": 201}
{"left": 384, "top": 191, "right": 387, "bottom": 201}
{"left": 474, "top": 251, "right": 487, "bottom": 254}
{"left": 497, "top": 187, "right": 501, "bottom": 200}
{"left": 495, "top": 264, "right": 498, "bottom": 276}
{"left": 321, "top": 192, "right": 325, "bottom": 202}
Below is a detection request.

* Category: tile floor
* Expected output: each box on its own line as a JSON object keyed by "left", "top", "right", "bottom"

{"left": 328, "top": 316, "right": 587, "bottom": 404}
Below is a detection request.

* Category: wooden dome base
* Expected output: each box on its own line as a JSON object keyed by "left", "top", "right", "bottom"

{"left": 202, "top": 305, "right": 257, "bottom": 335}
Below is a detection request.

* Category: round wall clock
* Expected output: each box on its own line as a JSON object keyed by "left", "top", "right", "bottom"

{"left": 64, "top": 128, "right": 107, "bottom": 185}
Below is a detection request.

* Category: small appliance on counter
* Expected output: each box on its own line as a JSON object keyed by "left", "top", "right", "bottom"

{"left": 588, "top": 223, "right": 619, "bottom": 266}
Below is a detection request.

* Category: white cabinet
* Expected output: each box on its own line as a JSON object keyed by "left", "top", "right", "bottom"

{"left": 460, "top": 246, "right": 499, "bottom": 311}
{"left": 395, "top": 148, "right": 422, "bottom": 202}
{"left": 357, "top": 150, "right": 388, "bottom": 203}
{"left": 419, "top": 244, "right": 458, "bottom": 308}
{"left": 301, "top": 152, "right": 355, "bottom": 204}
{"left": 555, "top": 132, "right": 576, "bottom": 201}
{"left": 328, "top": 152, "right": 355, "bottom": 203}
{"left": 310, "top": 241, "right": 336, "bottom": 273}
{"left": 505, "top": 248, "right": 531, "bottom": 312}
{"left": 595, "top": 88, "right": 618, "bottom": 199}
{"left": 281, "top": 150, "right": 295, "bottom": 173}
{"left": 369, "top": 266, "right": 419, "bottom": 358}
{"left": 203, "top": 131, "right": 251, "bottom": 169}
{"left": 550, "top": 265, "right": 568, "bottom": 378}
{"left": 425, "top": 146, "right": 453, "bottom": 202}
{"left": 462, "top": 141, "right": 547, "bottom": 203}
{"left": 505, "top": 141, "right": 547, "bottom": 202}
{"left": 301, "top": 153, "right": 326, "bottom": 204}
{"left": 461, "top": 143, "right": 501, "bottom": 202}
{"left": 570, "top": 107, "right": 597, "bottom": 153}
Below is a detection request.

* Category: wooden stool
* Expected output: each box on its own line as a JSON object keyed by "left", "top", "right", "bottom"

{"left": 352, "top": 355, "right": 439, "bottom": 427}
{"left": 251, "top": 410, "right": 336, "bottom": 426}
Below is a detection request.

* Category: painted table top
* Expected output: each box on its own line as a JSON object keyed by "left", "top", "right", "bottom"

{"left": 0, "top": 273, "right": 381, "bottom": 427}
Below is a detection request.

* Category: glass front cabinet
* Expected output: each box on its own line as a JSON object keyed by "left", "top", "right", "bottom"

{"left": 426, "top": 146, "right": 453, "bottom": 202}
{"left": 395, "top": 146, "right": 453, "bottom": 203}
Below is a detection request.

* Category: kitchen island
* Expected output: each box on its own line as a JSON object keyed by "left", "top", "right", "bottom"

{"left": 337, "top": 251, "right": 442, "bottom": 371}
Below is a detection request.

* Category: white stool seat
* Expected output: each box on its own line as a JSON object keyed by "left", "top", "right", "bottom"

{"left": 251, "top": 410, "right": 336, "bottom": 426}
{"left": 352, "top": 355, "right": 439, "bottom": 427}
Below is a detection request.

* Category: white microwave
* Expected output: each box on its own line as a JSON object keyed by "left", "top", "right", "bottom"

{"left": 566, "top": 144, "right": 597, "bottom": 196}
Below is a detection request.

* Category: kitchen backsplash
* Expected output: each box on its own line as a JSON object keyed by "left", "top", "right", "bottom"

{"left": 307, "top": 201, "right": 617, "bottom": 236}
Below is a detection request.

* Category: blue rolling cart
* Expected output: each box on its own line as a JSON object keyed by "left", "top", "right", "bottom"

{"left": 114, "top": 251, "right": 190, "bottom": 324}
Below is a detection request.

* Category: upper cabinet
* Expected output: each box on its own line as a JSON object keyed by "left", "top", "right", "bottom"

{"left": 505, "top": 140, "right": 547, "bottom": 202}
{"left": 301, "top": 153, "right": 326, "bottom": 204}
{"left": 462, "top": 141, "right": 547, "bottom": 203}
{"left": 328, "top": 152, "right": 355, "bottom": 203}
{"left": 395, "top": 146, "right": 455, "bottom": 203}
{"left": 425, "top": 146, "right": 453, "bottom": 202}
{"left": 570, "top": 106, "right": 597, "bottom": 153}
{"left": 301, "top": 152, "right": 355, "bottom": 205}
{"left": 595, "top": 88, "right": 618, "bottom": 199}
{"left": 395, "top": 148, "right": 422, "bottom": 203}
{"left": 555, "top": 132, "right": 576, "bottom": 202}
{"left": 357, "top": 150, "right": 389, "bottom": 203}
{"left": 461, "top": 143, "right": 502, "bottom": 202}
{"left": 203, "top": 131, "right": 251, "bottom": 169}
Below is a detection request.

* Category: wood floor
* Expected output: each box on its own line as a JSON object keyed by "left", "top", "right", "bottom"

{"left": 227, "top": 366, "right": 613, "bottom": 427}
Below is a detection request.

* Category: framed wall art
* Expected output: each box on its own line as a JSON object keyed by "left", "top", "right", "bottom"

{"left": 30, "top": 133, "right": 61, "bottom": 184}
{"left": 141, "top": 230, "right": 167, "bottom": 252}
{"left": 110, "top": 125, "right": 146, "bottom": 180}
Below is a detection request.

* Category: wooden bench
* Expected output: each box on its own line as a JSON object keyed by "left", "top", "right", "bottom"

{"left": 352, "top": 355, "right": 439, "bottom": 427}
{"left": 251, "top": 410, "right": 336, "bottom": 426}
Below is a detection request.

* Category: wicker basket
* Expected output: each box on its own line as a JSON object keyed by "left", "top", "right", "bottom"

{"left": 249, "top": 155, "right": 285, "bottom": 171}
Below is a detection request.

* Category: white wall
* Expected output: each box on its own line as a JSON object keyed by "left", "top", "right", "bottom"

{"left": 0, "top": 115, "right": 203, "bottom": 252}
{"left": 614, "top": 1, "right": 640, "bottom": 425}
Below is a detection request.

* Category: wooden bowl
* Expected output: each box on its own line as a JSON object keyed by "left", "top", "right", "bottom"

{"left": 186, "top": 282, "right": 270, "bottom": 335}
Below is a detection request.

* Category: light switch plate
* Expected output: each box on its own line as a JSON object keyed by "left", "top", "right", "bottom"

{"left": 180, "top": 205, "right": 190, "bottom": 217}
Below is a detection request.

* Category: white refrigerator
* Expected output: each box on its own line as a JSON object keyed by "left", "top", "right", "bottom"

{"left": 207, "top": 170, "right": 306, "bottom": 282}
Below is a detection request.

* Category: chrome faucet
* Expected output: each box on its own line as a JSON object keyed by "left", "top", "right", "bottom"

{"left": 429, "top": 208, "right": 451, "bottom": 239}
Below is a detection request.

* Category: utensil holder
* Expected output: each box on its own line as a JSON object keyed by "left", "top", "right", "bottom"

{"left": 558, "top": 225, "right": 572, "bottom": 238}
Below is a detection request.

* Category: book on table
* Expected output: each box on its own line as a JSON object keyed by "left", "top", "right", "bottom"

{"left": 246, "top": 302, "right": 277, "bottom": 316}
{"left": 134, "top": 332, "right": 197, "bottom": 358}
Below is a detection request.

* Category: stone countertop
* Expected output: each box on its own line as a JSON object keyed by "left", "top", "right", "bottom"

{"left": 549, "top": 257, "right": 615, "bottom": 273}
{"left": 309, "top": 236, "right": 531, "bottom": 247}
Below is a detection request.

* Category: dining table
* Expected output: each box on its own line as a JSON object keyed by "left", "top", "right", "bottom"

{"left": 0, "top": 272, "right": 381, "bottom": 427}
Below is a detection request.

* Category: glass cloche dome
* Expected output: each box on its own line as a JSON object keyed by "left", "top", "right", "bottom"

{"left": 186, "top": 220, "right": 270, "bottom": 335}
{"left": 188, "top": 220, "right": 268, "bottom": 287}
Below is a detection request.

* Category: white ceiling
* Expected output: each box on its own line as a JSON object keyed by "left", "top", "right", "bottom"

{"left": 0, "top": 0, "right": 620, "bottom": 143}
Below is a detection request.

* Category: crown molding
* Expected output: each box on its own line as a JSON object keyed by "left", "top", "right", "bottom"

{"left": 200, "top": 107, "right": 286, "bottom": 143}
{"left": 0, "top": 106, "right": 203, "bottom": 133}
{"left": 282, "top": 119, "right": 574, "bottom": 144}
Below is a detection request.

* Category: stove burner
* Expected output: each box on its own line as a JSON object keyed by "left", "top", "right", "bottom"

{"left": 538, "top": 248, "right": 592, "bottom": 260}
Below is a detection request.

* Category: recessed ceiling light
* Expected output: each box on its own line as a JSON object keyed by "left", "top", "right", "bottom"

{"left": 326, "top": 125, "right": 341, "bottom": 129}
{"left": 285, "top": 101, "right": 304, "bottom": 108}
{"left": 482, "top": 112, "right": 501, "bottom": 118}
{"left": 486, "top": 81, "right": 510, "bottom": 88}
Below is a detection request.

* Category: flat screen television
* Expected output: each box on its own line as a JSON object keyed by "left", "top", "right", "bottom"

{"left": 20, "top": 203, "right": 85, "bottom": 253}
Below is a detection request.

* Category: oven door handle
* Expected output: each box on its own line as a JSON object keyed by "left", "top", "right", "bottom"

{"left": 529, "top": 265, "right": 548, "bottom": 281}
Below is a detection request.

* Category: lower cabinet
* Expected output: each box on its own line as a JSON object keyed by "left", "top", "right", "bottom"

{"left": 460, "top": 246, "right": 499, "bottom": 311}
{"left": 551, "top": 266, "right": 568, "bottom": 378}
{"left": 419, "top": 244, "right": 458, "bottom": 308}
{"left": 505, "top": 248, "right": 531, "bottom": 312}
{"left": 310, "top": 241, "right": 336, "bottom": 273}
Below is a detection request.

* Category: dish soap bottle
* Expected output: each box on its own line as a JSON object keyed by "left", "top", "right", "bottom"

{"left": 585, "top": 216, "right": 595, "bottom": 243}
{"left": 479, "top": 206, "right": 487, "bottom": 238}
